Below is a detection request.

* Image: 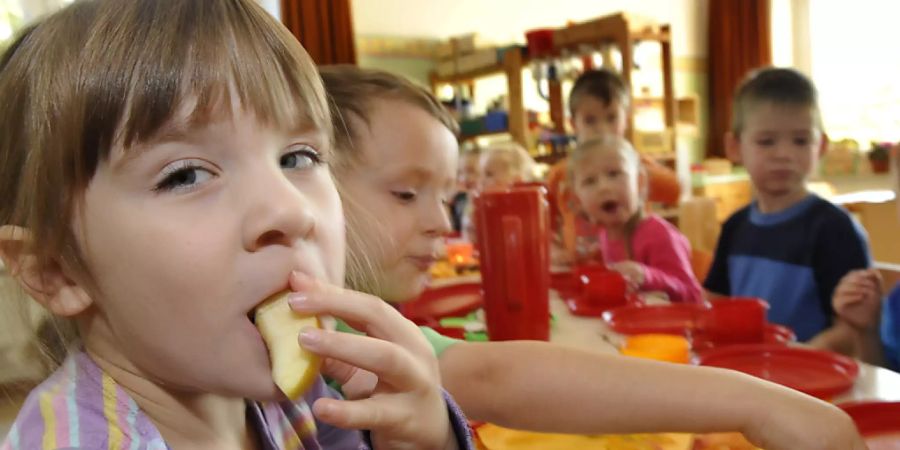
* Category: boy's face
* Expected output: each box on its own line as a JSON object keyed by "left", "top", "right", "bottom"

{"left": 572, "top": 147, "right": 641, "bottom": 228}
{"left": 337, "top": 98, "right": 457, "bottom": 303}
{"left": 571, "top": 96, "right": 628, "bottom": 143}
{"left": 728, "top": 102, "right": 824, "bottom": 201}
{"left": 74, "top": 106, "right": 345, "bottom": 401}
{"left": 480, "top": 151, "right": 520, "bottom": 191}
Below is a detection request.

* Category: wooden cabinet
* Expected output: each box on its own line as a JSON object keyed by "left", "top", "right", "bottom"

{"left": 693, "top": 179, "right": 753, "bottom": 223}
{"left": 846, "top": 199, "right": 900, "bottom": 265}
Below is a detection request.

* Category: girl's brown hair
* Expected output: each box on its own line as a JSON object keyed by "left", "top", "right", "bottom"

{"left": 0, "top": 0, "right": 330, "bottom": 365}
{"left": 320, "top": 65, "right": 458, "bottom": 170}
{"left": 319, "top": 65, "right": 458, "bottom": 293}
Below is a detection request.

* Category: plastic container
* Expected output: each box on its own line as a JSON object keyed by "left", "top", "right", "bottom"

{"left": 524, "top": 28, "right": 555, "bottom": 58}
{"left": 577, "top": 265, "right": 627, "bottom": 309}
{"left": 483, "top": 110, "right": 509, "bottom": 132}
{"left": 620, "top": 334, "right": 691, "bottom": 364}
{"left": 696, "top": 298, "right": 768, "bottom": 344}
{"left": 474, "top": 187, "right": 550, "bottom": 341}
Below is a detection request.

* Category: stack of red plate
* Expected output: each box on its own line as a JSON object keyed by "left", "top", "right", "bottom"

{"left": 839, "top": 401, "right": 900, "bottom": 449}
{"left": 602, "top": 300, "right": 797, "bottom": 349}
{"left": 697, "top": 344, "right": 859, "bottom": 400}
{"left": 400, "top": 282, "right": 482, "bottom": 326}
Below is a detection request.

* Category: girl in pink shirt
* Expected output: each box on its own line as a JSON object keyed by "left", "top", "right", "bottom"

{"left": 570, "top": 136, "right": 703, "bottom": 303}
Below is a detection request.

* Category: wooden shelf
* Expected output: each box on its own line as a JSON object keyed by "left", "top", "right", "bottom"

{"left": 429, "top": 47, "right": 530, "bottom": 148}
{"left": 552, "top": 13, "right": 671, "bottom": 50}
{"left": 431, "top": 53, "right": 531, "bottom": 84}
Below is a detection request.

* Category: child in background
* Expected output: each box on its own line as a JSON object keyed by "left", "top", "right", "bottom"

{"left": 569, "top": 136, "right": 702, "bottom": 303}
{"left": 478, "top": 141, "right": 536, "bottom": 191}
{"left": 448, "top": 149, "right": 480, "bottom": 234}
{"left": 833, "top": 150, "right": 900, "bottom": 369}
{"left": 705, "top": 67, "right": 870, "bottom": 351}
{"left": 549, "top": 68, "right": 681, "bottom": 265}
{"left": 0, "top": 2, "right": 471, "bottom": 449}
{"left": 320, "top": 65, "right": 866, "bottom": 450}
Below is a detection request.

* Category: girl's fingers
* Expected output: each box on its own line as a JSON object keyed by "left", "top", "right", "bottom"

{"left": 318, "top": 358, "right": 377, "bottom": 400}
{"left": 312, "top": 396, "right": 418, "bottom": 433}
{"left": 289, "top": 272, "right": 430, "bottom": 357}
{"left": 300, "top": 328, "right": 425, "bottom": 389}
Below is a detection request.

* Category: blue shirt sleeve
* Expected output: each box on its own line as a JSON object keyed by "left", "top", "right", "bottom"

{"left": 812, "top": 209, "right": 871, "bottom": 317}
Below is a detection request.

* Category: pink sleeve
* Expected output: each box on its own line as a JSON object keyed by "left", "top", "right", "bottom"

{"left": 634, "top": 219, "right": 704, "bottom": 303}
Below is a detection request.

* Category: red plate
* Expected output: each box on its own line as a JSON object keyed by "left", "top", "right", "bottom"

{"left": 400, "top": 282, "right": 482, "bottom": 325}
{"left": 839, "top": 401, "right": 900, "bottom": 443}
{"left": 692, "top": 323, "right": 797, "bottom": 352}
{"left": 564, "top": 297, "right": 609, "bottom": 317}
{"left": 698, "top": 344, "right": 859, "bottom": 399}
{"left": 602, "top": 303, "right": 704, "bottom": 335}
{"left": 564, "top": 294, "right": 641, "bottom": 317}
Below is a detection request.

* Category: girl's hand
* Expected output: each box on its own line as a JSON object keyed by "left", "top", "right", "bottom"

{"left": 742, "top": 381, "right": 867, "bottom": 450}
{"left": 287, "top": 272, "right": 459, "bottom": 450}
{"left": 608, "top": 261, "right": 645, "bottom": 291}
{"left": 833, "top": 269, "right": 883, "bottom": 331}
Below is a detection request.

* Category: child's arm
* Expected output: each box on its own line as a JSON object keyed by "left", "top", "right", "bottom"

{"left": 610, "top": 220, "right": 702, "bottom": 303}
{"left": 439, "top": 340, "right": 865, "bottom": 450}
{"left": 287, "top": 273, "right": 471, "bottom": 450}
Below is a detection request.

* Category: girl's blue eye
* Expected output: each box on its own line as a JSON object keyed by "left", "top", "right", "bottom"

{"left": 154, "top": 162, "right": 213, "bottom": 193}
{"left": 281, "top": 146, "right": 322, "bottom": 170}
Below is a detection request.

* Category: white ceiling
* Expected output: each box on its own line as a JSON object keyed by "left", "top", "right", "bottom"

{"left": 351, "top": 0, "right": 708, "bottom": 56}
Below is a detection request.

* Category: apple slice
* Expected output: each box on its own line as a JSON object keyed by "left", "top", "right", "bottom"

{"left": 254, "top": 291, "right": 322, "bottom": 400}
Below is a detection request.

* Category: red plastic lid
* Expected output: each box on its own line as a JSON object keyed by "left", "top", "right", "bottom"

{"left": 400, "top": 282, "right": 482, "bottom": 325}
{"left": 602, "top": 303, "right": 703, "bottom": 335}
{"left": 698, "top": 344, "right": 859, "bottom": 399}
{"left": 838, "top": 401, "right": 900, "bottom": 438}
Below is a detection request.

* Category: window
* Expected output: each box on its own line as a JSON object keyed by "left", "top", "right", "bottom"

{"left": 774, "top": 0, "right": 900, "bottom": 144}
{"left": 0, "top": 0, "right": 24, "bottom": 44}
{"left": 808, "top": 1, "right": 900, "bottom": 144}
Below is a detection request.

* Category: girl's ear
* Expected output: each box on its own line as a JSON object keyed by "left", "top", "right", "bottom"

{"left": 0, "top": 225, "right": 93, "bottom": 317}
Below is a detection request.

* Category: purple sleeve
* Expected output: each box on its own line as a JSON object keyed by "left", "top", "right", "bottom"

{"left": 443, "top": 389, "right": 475, "bottom": 449}
{"left": 308, "top": 382, "right": 473, "bottom": 449}
{"left": 636, "top": 218, "right": 704, "bottom": 303}
{"left": 303, "top": 378, "right": 369, "bottom": 449}
{"left": 363, "top": 390, "right": 474, "bottom": 449}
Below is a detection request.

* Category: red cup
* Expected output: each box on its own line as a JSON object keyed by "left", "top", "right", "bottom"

{"left": 697, "top": 298, "right": 769, "bottom": 344}
{"left": 473, "top": 187, "right": 550, "bottom": 341}
{"left": 576, "top": 264, "right": 628, "bottom": 310}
